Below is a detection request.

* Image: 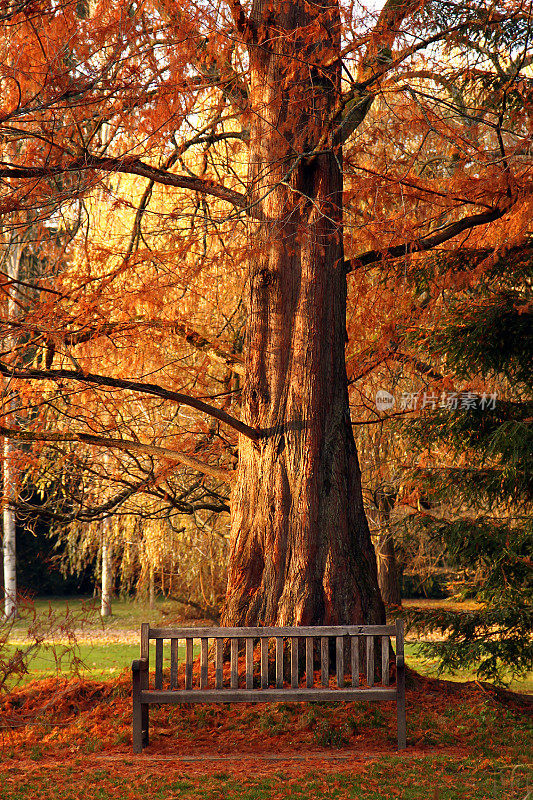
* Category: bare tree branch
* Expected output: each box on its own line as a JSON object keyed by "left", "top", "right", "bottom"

{"left": 2, "top": 318, "right": 246, "bottom": 375}
{"left": 0, "top": 425, "right": 233, "bottom": 482}
{"left": 0, "top": 364, "right": 259, "bottom": 441}
{"left": 0, "top": 154, "right": 249, "bottom": 212}
{"left": 345, "top": 206, "right": 511, "bottom": 272}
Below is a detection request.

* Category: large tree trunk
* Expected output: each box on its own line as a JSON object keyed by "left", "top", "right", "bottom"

{"left": 223, "top": 0, "right": 384, "bottom": 627}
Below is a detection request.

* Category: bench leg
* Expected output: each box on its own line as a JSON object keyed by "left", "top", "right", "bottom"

{"left": 132, "top": 701, "right": 149, "bottom": 752}
{"left": 132, "top": 700, "right": 143, "bottom": 753}
{"left": 133, "top": 667, "right": 149, "bottom": 753}
{"left": 142, "top": 703, "right": 149, "bottom": 748}
{"left": 397, "top": 659, "right": 406, "bottom": 750}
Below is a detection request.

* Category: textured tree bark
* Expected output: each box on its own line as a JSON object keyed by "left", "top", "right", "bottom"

{"left": 223, "top": 0, "right": 385, "bottom": 627}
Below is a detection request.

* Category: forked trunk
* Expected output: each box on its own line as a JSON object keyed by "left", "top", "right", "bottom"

{"left": 223, "top": 0, "right": 384, "bottom": 627}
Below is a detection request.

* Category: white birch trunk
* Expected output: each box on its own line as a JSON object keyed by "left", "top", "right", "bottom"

{"left": 2, "top": 234, "right": 22, "bottom": 619}
{"left": 3, "top": 436, "right": 17, "bottom": 619}
{"left": 100, "top": 451, "right": 113, "bottom": 616}
{"left": 149, "top": 567, "right": 155, "bottom": 610}
{"left": 100, "top": 525, "right": 113, "bottom": 617}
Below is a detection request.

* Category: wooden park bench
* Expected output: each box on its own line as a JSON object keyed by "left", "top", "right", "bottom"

{"left": 132, "top": 620, "right": 406, "bottom": 753}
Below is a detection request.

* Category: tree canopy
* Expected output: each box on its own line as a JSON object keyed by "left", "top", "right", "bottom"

{"left": 1, "top": 0, "right": 532, "bottom": 627}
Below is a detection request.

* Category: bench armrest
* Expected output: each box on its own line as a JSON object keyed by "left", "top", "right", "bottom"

{"left": 132, "top": 658, "right": 149, "bottom": 672}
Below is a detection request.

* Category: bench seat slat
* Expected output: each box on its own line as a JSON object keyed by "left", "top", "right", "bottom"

{"left": 141, "top": 688, "right": 397, "bottom": 704}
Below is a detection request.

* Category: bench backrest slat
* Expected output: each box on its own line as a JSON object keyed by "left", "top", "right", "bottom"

{"left": 336, "top": 636, "right": 344, "bottom": 689}
{"left": 320, "top": 636, "right": 329, "bottom": 687}
{"left": 141, "top": 622, "right": 150, "bottom": 659}
{"left": 215, "top": 637, "right": 224, "bottom": 689}
{"left": 382, "top": 636, "right": 390, "bottom": 687}
{"left": 275, "top": 637, "right": 283, "bottom": 689}
{"left": 170, "top": 638, "right": 179, "bottom": 690}
{"left": 351, "top": 636, "right": 359, "bottom": 687}
{"left": 155, "top": 639, "right": 164, "bottom": 690}
{"left": 185, "top": 638, "right": 193, "bottom": 690}
{"left": 290, "top": 637, "right": 298, "bottom": 689}
{"left": 305, "top": 637, "right": 313, "bottom": 688}
{"left": 245, "top": 638, "right": 254, "bottom": 690}
{"left": 366, "top": 636, "right": 374, "bottom": 687}
{"left": 147, "top": 624, "right": 395, "bottom": 638}
{"left": 260, "top": 638, "right": 269, "bottom": 689}
{"left": 230, "top": 638, "right": 238, "bottom": 689}
{"left": 200, "top": 638, "right": 209, "bottom": 689}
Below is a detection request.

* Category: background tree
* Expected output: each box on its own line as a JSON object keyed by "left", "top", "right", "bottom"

{"left": 399, "top": 240, "right": 532, "bottom": 683}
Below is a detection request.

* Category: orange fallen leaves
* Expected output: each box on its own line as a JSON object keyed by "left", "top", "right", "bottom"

{"left": 1, "top": 669, "right": 529, "bottom": 780}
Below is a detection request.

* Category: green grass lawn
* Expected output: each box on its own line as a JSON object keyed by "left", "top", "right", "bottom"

{"left": 9, "top": 595, "right": 178, "bottom": 634}
{"left": 6, "top": 641, "right": 532, "bottom": 693}
{"left": 4, "top": 596, "right": 533, "bottom": 693}
{"left": 1, "top": 758, "right": 532, "bottom": 800}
